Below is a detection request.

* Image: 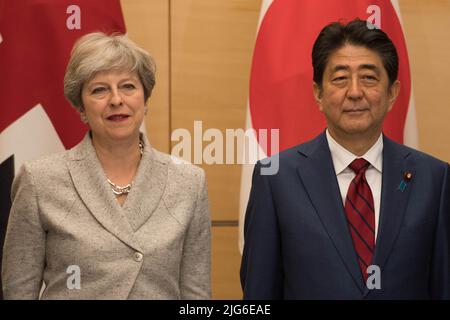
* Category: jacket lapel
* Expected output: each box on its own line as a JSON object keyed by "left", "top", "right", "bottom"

{"left": 296, "top": 132, "right": 365, "bottom": 293}
{"left": 66, "top": 133, "right": 143, "bottom": 252}
{"left": 122, "top": 135, "right": 168, "bottom": 232}
{"left": 363, "top": 136, "right": 415, "bottom": 296}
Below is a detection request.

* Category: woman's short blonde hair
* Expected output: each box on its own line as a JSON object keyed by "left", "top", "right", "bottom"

{"left": 64, "top": 32, "right": 156, "bottom": 112}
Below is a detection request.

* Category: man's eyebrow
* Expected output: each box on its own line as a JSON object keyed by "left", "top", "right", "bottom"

{"left": 330, "top": 64, "right": 381, "bottom": 74}
{"left": 359, "top": 64, "right": 380, "bottom": 73}
{"left": 331, "top": 65, "right": 349, "bottom": 73}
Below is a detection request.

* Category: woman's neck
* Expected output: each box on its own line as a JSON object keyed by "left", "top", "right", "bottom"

{"left": 92, "top": 134, "right": 142, "bottom": 185}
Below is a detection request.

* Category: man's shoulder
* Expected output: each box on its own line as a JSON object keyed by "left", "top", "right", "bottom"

{"left": 274, "top": 132, "right": 325, "bottom": 162}
{"left": 384, "top": 136, "right": 448, "bottom": 170}
{"left": 257, "top": 133, "right": 326, "bottom": 176}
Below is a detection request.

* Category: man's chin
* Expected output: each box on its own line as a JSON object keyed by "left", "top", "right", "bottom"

{"left": 338, "top": 119, "right": 374, "bottom": 134}
{"left": 341, "top": 126, "right": 373, "bottom": 137}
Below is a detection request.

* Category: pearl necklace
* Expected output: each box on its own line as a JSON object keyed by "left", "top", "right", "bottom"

{"left": 107, "top": 142, "right": 144, "bottom": 196}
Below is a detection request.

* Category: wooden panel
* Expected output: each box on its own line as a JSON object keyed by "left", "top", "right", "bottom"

{"left": 171, "top": 0, "right": 261, "bottom": 221}
{"left": 211, "top": 227, "right": 242, "bottom": 299}
{"left": 399, "top": 0, "right": 450, "bottom": 163}
{"left": 121, "top": 0, "right": 170, "bottom": 153}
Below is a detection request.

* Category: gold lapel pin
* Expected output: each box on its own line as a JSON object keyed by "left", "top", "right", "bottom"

{"left": 403, "top": 171, "right": 413, "bottom": 182}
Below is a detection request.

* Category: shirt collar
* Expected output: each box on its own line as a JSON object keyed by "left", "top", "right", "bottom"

{"left": 326, "top": 129, "right": 383, "bottom": 175}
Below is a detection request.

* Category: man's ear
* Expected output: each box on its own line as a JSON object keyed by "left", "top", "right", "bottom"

{"left": 313, "top": 82, "right": 324, "bottom": 111}
{"left": 387, "top": 80, "right": 400, "bottom": 112}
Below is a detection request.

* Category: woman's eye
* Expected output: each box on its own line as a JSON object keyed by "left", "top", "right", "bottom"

{"left": 122, "top": 83, "right": 136, "bottom": 90}
{"left": 92, "top": 87, "right": 106, "bottom": 94}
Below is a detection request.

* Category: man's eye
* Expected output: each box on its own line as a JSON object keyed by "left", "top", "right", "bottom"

{"left": 333, "top": 76, "right": 347, "bottom": 82}
{"left": 362, "top": 75, "right": 378, "bottom": 81}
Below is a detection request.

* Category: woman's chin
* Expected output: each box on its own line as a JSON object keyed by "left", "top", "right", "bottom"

{"left": 95, "top": 128, "right": 139, "bottom": 142}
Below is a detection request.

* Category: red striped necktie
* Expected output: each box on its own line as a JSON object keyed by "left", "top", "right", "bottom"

{"left": 344, "top": 158, "right": 376, "bottom": 282}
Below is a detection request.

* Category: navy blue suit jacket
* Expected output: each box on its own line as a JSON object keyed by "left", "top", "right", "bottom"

{"left": 241, "top": 132, "right": 450, "bottom": 299}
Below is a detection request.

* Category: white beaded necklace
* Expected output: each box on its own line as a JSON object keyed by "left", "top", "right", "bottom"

{"left": 107, "top": 141, "right": 144, "bottom": 196}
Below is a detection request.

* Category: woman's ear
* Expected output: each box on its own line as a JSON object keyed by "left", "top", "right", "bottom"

{"left": 79, "top": 110, "right": 88, "bottom": 124}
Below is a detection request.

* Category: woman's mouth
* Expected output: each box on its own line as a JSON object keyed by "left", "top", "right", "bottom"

{"left": 106, "top": 114, "right": 130, "bottom": 122}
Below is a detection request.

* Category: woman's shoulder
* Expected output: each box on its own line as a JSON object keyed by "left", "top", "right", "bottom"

{"left": 151, "top": 148, "right": 205, "bottom": 181}
{"left": 151, "top": 149, "right": 207, "bottom": 216}
{"left": 20, "top": 150, "right": 70, "bottom": 178}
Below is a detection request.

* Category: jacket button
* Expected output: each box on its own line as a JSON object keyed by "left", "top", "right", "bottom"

{"left": 134, "top": 252, "right": 143, "bottom": 262}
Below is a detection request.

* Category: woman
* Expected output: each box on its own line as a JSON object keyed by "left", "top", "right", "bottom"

{"left": 2, "top": 33, "right": 211, "bottom": 299}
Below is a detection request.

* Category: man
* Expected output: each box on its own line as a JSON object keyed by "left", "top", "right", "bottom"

{"left": 240, "top": 19, "right": 450, "bottom": 299}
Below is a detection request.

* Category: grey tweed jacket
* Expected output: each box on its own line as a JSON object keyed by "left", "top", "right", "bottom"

{"left": 2, "top": 133, "right": 211, "bottom": 299}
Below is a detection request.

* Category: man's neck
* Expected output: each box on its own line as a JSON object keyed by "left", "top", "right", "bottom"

{"left": 327, "top": 128, "right": 381, "bottom": 157}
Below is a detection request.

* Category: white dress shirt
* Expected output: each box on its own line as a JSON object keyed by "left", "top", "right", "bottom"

{"left": 325, "top": 129, "right": 383, "bottom": 240}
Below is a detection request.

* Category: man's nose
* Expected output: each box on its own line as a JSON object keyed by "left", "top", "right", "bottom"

{"left": 347, "top": 78, "right": 363, "bottom": 100}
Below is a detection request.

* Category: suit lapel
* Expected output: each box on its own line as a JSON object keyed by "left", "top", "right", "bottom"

{"left": 363, "top": 136, "right": 415, "bottom": 296}
{"left": 296, "top": 132, "right": 365, "bottom": 293}
{"left": 66, "top": 133, "right": 143, "bottom": 252}
{"left": 122, "top": 135, "right": 168, "bottom": 232}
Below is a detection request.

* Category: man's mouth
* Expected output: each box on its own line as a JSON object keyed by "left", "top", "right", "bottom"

{"left": 344, "top": 108, "right": 369, "bottom": 113}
